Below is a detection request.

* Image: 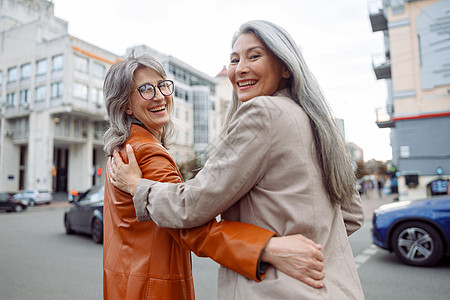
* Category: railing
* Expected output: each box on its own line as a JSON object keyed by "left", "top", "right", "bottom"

{"left": 375, "top": 104, "right": 395, "bottom": 128}
{"left": 368, "top": 0, "right": 388, "bottom": 32}
{"left": 372, "top": 53, "right": 391, "bottom": 79}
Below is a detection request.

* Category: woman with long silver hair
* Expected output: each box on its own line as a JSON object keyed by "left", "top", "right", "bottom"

{"left": 109, "top": 21, "right": 365, "bottom": 299}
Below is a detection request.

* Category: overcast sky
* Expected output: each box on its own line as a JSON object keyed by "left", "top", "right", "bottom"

{"left": 53, "top": 0, "right": 392, "bottom": 161}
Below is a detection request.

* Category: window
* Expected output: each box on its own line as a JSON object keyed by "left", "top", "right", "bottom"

{"left": 19, "top": 90, "right": 29, "bottom": 106}
{"left": 52, "top": 54, "right": 64, "bottom": 71}
{"left": 21, "top": 63, "right": 31, "bottom": 79}
{"left": 93, "top": 62, "right": 105, "bottom": 78}
{"left": 74, "top": 117, "right": 80, "bottom": 137}
{"left": 74, "top": 55, "right": 89, "bottom": 73}
{"left": 64, "top": 115, "right": 70, "bottom": 136}
{"left": 6, "top": 92, "right": 16, "bottom": 107}
{"left": 91, "top": 87, "right": 103, "bottom": 105}
{"left": 51, "top": 82, "right": 64, "bottom": 98}
{"left": 73, "top": 82, "right": 88, "bottom": 100}
{"left": 36, "top": 59, "right": 47, "bottom": 76}
{"left": 405, "top": 174, "right": 419, "bottom": 188}
{"left": 8, "top": 67, "right": 18, "bottom": 82}
{"left": 35, "top": 85, "right": 46, "bottom": 102}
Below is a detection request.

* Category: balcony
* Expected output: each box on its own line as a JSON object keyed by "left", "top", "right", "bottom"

{"left": 372, "top": 53, "right": 392, "bottom": 80}
{"left": 375, "top": 104, "right": 395, "bottom": 128}
{"left": 369, "top": 0, "right": 388, "bottom": 32}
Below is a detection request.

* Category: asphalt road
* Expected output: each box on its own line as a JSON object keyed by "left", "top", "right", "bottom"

{"left": 1, "top": 191, "right": 449, "bottom": 300}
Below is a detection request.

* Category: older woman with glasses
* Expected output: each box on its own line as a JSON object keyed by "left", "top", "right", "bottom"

{"left": 102, "top": 53, "right": 325, "bottom": 300}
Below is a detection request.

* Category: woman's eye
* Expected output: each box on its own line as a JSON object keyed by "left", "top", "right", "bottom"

{"left": 230, "top": 58, "right": 239, "bottom": 64}
{"left": 250, "top": 54, "right": 261, "bottom": 60}
{"left": 139, "top": 84, "right": 153, "bottom": 92}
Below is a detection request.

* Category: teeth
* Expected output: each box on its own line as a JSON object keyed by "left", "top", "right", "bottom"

{"left": 149, "top": 105, "right": 165, "bottom": 112}
{"left": 238, "top": 80, "right": 257, "bottom": 87}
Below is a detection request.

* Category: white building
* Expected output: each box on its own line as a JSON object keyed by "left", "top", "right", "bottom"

{"left": 0, "top": 0, "right": 222, "bottom": 194}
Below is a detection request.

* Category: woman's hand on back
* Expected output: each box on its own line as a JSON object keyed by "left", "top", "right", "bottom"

{"left": 262, "top": 234, "right": 325, "bottom": 289}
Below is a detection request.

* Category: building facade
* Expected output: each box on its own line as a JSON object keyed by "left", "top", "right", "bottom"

{"left": 0, "top": 0, "right": 221, "bottom": 194}
{"left": 369, "top": 0, "right": 450, "bottom": 200}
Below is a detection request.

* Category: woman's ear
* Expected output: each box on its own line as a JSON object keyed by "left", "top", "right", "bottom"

{"left": 125, "top": 107, "right": 133, "bottom": 116}
{"left": 282, "top": 68, "right": 291, "bottom": 79}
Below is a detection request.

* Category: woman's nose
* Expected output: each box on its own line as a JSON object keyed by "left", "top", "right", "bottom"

{"left": 236, "top": 59, "right": 249, "bottom": 74}
{"left": 153, "top": 88, "right": 165, "bottom": 101}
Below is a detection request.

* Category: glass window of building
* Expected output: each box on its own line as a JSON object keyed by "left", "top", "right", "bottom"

{"left": 52, "top": 54, "right": 64, "bottom": 71}
{"left": 74, "top": 55, "right": 89, "bottom": 73}
{"left": 20, "top": 63, "right": 31, "bottom": 79}
{"left": 64, "top": 115, "right": 70, "bottom": 136}
{"left": 91, "top": 87, "right": 103, "bottom": 105}
{"left": 93, "top": 62, "right": 105, "bottom": 78}
{"left": 6, "top": 92, "right": 16, "bottom": 107}
{"left": 19, "top": 89, "right": 29, "bottom": 105}
{"left": 36, "top": 59, "right": 47, "bottom": 76}
{"left": 73, "top": 82, "right": 88, "bottom": 100}
{"left": 8, "top": 67, "right": 17, "bottom": 82}
{"left": 35, "top": 85, "right": 46, "bottom": 102}
{"left": 74, "top": 117, "right": 80, "bottom": 137}
{"left": 51, "top": 82, "right": 64, "bottom": 98}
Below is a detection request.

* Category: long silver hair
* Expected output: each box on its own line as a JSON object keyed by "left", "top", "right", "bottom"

{"left": 103, "top": 53, "right": 174, "bottom": 156}
{"left": 222, "top": 20, "right": 356, "bottom": 204}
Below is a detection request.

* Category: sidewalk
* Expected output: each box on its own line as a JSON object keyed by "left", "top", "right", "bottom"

{"left": 360, "top": 188, "right": 397, "bottom": 220}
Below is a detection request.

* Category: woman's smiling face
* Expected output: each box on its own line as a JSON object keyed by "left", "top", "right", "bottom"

{"left": 227, "top": 33, "right": 290, "bottom": 102}
{"left": 126, "top": 67, "right": 171, "bottom": 138}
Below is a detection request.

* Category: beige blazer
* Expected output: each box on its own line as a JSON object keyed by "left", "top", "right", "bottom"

{"left": 134, "top": 90, "right": 365, "bottom": 299}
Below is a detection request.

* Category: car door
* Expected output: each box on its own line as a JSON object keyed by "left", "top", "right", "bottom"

{"left": 0, "top": 193, "right": 11, "bottom": 210}
{"left": 77, "top": 186, "right": 104, "bottom": 233}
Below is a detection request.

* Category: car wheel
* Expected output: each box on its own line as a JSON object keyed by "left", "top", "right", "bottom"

{"left": 91, "top": 218, "right": 103, "bottom": 244}
{"left": 64, "top": 216, "right": 74, "bottom": 234}
{"left": 28, "top": 200, "right": 35, "bottom": 207}
{"left": 391, "top": 221, "right": 444, "bottom": 267}
{"left": 14, "top": 204, "right": 24, "bottom": 212}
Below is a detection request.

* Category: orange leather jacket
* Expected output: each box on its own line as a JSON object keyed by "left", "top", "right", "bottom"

{"left": 103, "top": 125, "right": 275, "bottom": 300}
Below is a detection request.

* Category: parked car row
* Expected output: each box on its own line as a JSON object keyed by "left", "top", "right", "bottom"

{"left": 0, "top": 189, "right": 53, "bottom": 213}
{"left": 0, "top": 192, "right": 28, "bottom": 212}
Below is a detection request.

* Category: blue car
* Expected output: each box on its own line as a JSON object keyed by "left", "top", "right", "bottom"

{"left": 372, "top": 195, "right": 450, "bottom": 267}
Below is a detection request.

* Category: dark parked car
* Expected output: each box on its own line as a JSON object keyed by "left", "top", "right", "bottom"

{"left": 64, "top": 185, "right": 104, "bottom": 243}
{"left": 0, "top": 192, "right": 28, "bottom": 212}
{"left": 372, "top": 195, "right": 450, "bottom": 267}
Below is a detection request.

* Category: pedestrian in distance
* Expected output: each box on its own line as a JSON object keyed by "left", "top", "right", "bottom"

{"left": 110, "top": 20, "right": 365, "bottom": 299}
{"left": 102, "top": 53, "right": 326, "bottom": 300}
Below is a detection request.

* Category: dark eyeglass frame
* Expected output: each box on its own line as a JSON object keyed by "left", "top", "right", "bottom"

{"left": 134, "top": 80, "right": 174, "bottom": 100}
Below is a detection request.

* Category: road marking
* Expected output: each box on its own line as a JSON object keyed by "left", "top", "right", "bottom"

{"left": 355, "top": 244, "right": 378, "bottom": 269}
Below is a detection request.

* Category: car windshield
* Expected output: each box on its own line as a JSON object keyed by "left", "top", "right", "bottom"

{"left": 82, "top": 185, "right": 104, "bottom": 203}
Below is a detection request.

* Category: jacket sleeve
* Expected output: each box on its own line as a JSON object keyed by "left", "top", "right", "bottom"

{"left": 341, "top": 193, "right": 365, "bottom": 236}
{"left": 133, "top": 98, "right": 272, "bottom": 228}
{"left": 133, "top": 142, "right": 275, "bottom": 281}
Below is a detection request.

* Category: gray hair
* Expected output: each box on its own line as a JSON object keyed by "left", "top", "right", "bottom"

{"left": 222, "top": 20, "right": 356, "bottom": 204}
{"left": 103, "top": 53, "right": 174, "bottom": 156}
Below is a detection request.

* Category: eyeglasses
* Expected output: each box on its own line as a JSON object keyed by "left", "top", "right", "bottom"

{"left": 134, "top": 80, "right": 174, "bottom": 100}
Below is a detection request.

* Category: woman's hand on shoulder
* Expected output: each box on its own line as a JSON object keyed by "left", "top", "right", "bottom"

{"left": 109, "top": 144, "right": 142, "bottom": 196}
